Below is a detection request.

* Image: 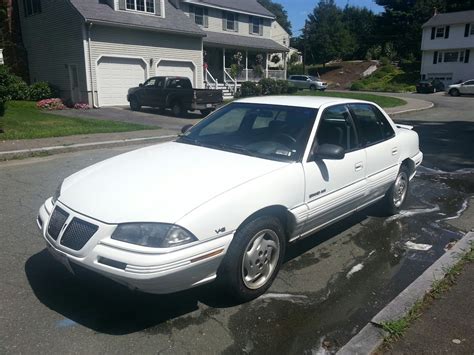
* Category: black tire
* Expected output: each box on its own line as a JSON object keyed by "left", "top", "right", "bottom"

{"left": 383, "top": 165, "right": 410, "bottom": 215}
{"left": 449, "top": 88, "right": 460, "bottom": 97}
{"left": 217, "top": 215, "right": 286, "bottom": 302}
{"left": 309, "top": 84, "right": 316, "bottom": 91}
{"left": 200, "top": 109, "right": 213, "bottom": 117}
{"left": 129, "top": 97, "right": 141, "bottom": 111}
{"left": 171, "top": 101, "right": 184, "bottom": 117}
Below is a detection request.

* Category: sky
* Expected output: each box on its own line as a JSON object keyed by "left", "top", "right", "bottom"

{"left": 275, "top": 0, "right": 385, "bottom": 35}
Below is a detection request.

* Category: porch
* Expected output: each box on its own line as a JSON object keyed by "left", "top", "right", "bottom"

{"left": 202, "top": 31, "right": 289, "bottom": 97}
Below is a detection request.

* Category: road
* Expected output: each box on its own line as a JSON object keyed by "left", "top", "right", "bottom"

{"left": 1, "top": 93, "right": 473, "bottom": 353}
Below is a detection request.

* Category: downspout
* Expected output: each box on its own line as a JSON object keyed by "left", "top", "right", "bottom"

{"left": 87, "top": 22, "right": 98, "bottom": 108}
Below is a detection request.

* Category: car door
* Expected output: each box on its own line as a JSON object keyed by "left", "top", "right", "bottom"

{"left": 348, "top": 103, "right": 399, "bottom": 205}
{"left": 301, "top": 104, "right": 367, "bottom": 235}
{"left": 140, "top": 78, "right": 158, "bottom": 106}
{"left": 462, "top": 80, "right": 474, "bottom": 94}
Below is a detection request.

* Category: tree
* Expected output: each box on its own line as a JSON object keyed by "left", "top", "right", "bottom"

{"left": 342, "top": 6, "right": 376, "bottom": 60}
{"left": 257, "top": 0, "right": 292, "bottom": 35}
{"left": 303, "top": 0, "right": 356, "bottom": 65}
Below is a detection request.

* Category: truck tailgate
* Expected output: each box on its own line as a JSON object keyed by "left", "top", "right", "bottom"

{"left": 194, "top": 89, "right": 223, "bottom": 104}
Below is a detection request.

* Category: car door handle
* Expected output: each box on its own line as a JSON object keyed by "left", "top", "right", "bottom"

{"left": 355, "top": 162, "right": 363, "bottom": 172}
{"left": 392, "top": 147, "right": 399, "bottom": 156}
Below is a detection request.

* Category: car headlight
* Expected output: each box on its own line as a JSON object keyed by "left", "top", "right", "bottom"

{"left": 51, "top": 182, "right": 62, "bottom": 205}
{"left": 111, "top": 223, "right": 198, "bottom": 248}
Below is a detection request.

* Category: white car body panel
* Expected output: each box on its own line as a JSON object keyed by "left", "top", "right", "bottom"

{"left": 37, "top": 96, "right": 423, "bottom": 295}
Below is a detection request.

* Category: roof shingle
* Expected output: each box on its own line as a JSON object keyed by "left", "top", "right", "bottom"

{"left": 203, "top": 31, "right": 288, "bottom": 52}
{"left": 422, "top": 10, "right": 474, "bottom": 28}
{"left": 186, "top": 0, "right": 275, "bottom": 18}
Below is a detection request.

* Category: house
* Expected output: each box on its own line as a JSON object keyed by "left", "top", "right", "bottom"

{"left": 268, "top": 21, "right": 302, "bottom": 69}
{"left": 421, "top": 10, "right": 474, "bottom": 86}
{"left": 18, "top": 0, "right": 288, "bottom": 107}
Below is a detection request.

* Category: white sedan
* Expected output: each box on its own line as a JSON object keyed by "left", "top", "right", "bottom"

{"left": 37, "top": 96, "right": 422, "bottom": 302}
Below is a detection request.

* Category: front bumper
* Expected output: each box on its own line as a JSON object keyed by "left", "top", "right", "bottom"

{"left": 37, "top": 199, "right": 233, "bottom": 294}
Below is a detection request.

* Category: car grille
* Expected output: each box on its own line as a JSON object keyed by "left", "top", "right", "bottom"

{"left": 60, "top": 217, "right": 99, "bottom": 251}
{"left": 47, "top": 207, "right": 69, "bottom": 240}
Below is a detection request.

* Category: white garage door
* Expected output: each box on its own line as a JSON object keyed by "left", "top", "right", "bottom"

{"left": 156, "top": 61, "right": 195, "bottom": 86}
{"left": 97, "top": 57, "right": 146, "bottom": 106}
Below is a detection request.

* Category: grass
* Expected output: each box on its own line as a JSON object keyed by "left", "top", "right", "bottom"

{"left": 0, "top": 101, "right": 153, "bottom": 140}
{"left": 381, "top": 243, "right": 474, "bottom": 344}
{"left": 292, "top": 90, "right": 406, "bottom": 108}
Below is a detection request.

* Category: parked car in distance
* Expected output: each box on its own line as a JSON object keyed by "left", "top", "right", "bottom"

{"left": 127, "top": 76, "right": 223, "bottom": 116}
{"left": 448, "top": 80, "right": 474, "bottom": 96}
{"left": 416, "top": 79, "right": 445, "bottom": 93}
{"left": 288, "top": 75, "right": 328, "bottom": 91}
{"left": 37, "top": 96, "right": 422, "bottom": 302}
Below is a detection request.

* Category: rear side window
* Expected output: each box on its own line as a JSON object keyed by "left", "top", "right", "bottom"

{"left": 349, "top": 104, "right": 395, "bottom": 146}
{"left": 316, "top": 105, "right": 358, "bottom": 151}
{"left": 167, "top": 79, "right": 192, "bottom": 89}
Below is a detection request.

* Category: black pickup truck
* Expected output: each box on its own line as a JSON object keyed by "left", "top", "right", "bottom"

{"left": 127, "top": 76, "right": 223, "bottom": 116}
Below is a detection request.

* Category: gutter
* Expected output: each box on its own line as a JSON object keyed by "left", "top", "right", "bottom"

{"left": 87, "top": 22, "right": 98, "bottom": 109}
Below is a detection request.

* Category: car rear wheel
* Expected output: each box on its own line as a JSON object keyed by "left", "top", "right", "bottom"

{"left": 449, "top": 88, "right": 460, "bottom": 97}
{"left": 129, "top": 97, "right": 141, "bottom": 111}
{"left": 217, "top": 215, "right": 286, "bottom": 302}
{"left": 171, "top": 101, "right": 184, "bottom": 117}
{"left": 383, "top": 165, "right": 410, "bottom": 215}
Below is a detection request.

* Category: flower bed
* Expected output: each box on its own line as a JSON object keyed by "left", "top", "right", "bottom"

{"left": 36, "top": 98, "right": 66, "bottom": 110}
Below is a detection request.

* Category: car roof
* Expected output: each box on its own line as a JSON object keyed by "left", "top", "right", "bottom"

{"left": 235, "top": 95, "right": 369, "bottom": 109}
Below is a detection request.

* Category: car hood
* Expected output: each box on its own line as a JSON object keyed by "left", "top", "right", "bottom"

{"left": 59, "top": 142, "right": 289, "bottom": 224}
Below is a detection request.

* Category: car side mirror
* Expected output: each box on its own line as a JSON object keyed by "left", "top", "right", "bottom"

{"left": 181, "top": 124, "right": 193, "bottom": 134}
{"left": 312, "top": 144, "right": 345, "bottom": 160}
{"left": 139, "top": 83, "right": 143, "bottom": 87}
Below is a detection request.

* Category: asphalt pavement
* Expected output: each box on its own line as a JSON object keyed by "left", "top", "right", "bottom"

{"left": 0, "top": 93, "right": 473, "bottom": 353}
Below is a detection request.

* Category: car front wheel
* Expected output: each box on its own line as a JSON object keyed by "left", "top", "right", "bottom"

{"left": 218, "top": 215, "right": 286, "bottom": 302}
{"left": 129, "top": 97, "right": 141, "bottom": 111}
{"left": 383, "top": 165, "right": 410, "bottom": 215}
{"left": 449, "top": 88, "right": 460, "bottom": 97}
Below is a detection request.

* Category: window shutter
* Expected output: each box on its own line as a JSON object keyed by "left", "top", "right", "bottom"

{"left": 465, "top": 24, "right": 470, "bottom": 37}
{"left": 235, "top": 13, "right": 239, "bottom": 32}
{"left": 431, "top": 27, "right": 435, "bottom": 40}
{"left": 155, "top": 0, "right": 161, "bottom": 16}
{"left": 119, "top": 0, "right": 126, "bottom": 10}
{"left": 222, "top": 11, "right": 227, "bottom": 30}
{"left": 203, "top": 8, "right": 208, "bottom": 28}
{"left": 444, "top": 25, "right": 450, "bottom": 38}
{"left": 433, "top": 51, "right": 438, "bottom": 64}
{"left": 259, "top": 18, "right": 263, "bottom": 36}
{"left": 249, "top": 16, "right": 253, "bottom": 34}
{"left": 465, "top": 49, "right": 470, "bottom": 63}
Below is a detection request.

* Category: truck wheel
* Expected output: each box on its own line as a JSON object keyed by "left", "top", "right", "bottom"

{"left": 129, "top": 97, "right": 141, "bottom": 111}
{"left": 200, "top": 109, "right": 213, "bottom": 117}
{"left": 171, "top": 101, "right": 184, "bottom": 117}
{"left": 382, "top": 165, "right": 410, "bottom": 215}
{"left": 449, "top": 88, "right": 460, "bottom": 97}
{"left": 217, "top": 215, "right": 286, "bottom": 302}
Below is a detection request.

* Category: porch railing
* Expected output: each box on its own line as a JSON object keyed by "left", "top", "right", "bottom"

{"left": 223, "top": 68, "right": 238, "bottom": 95}
{"left": 225, "top": 68, "right": 287, "bottom": 82}
{"left": 267, "top": 70, "right": 286, "bottom": 80}
{"left": 205, "top": 69, "right": 218, "bottom": 89}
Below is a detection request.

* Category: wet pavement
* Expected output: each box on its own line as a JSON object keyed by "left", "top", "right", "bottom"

{"left": 1, "top": 93, "right": 473, "bottom": 353}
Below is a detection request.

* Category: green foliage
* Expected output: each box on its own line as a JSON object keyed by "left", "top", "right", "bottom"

{"left": 289, "top": 52, "right": 300, "bottom": 65}
{"left": 240, "top": 82, "right": 262, "bottom": 97}
{"left": 28, "top": 82, "right": 59, "bottom": 101}
{"left": 293, "top": 90, "right": 405, "bottom": 108}
{"left": 239, "top": 79, "right": 296, "bottom": 97}
{"left": 288, "top": 63, "right": 305, "bottom": 76}
{"left": 350, "top": 63, "right": 418, "bottom": 93}
{"left": 257, "top": 0, "right": 292, "bottom": 35}
{"left": 0, "top": 66, "right": 29, "bottom": 101}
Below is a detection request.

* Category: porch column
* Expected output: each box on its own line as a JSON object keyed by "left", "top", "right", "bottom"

{"left": 223, "top": 48, "right": 226, "bottom": 82}
{"left": 265, "top": 53, "right": 269, "bottom": 78}
{"left": 245, "top": 51, "right": 249, "bottom": 81}
{"left": 283, "top": 52, "right": 288, "bottom": 79}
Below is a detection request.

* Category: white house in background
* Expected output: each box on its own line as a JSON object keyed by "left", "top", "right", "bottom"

{"left": 421, "top": 10, "right": 474, "bottom": 86}
{"left": 269, "top": 21, "right": 302, "bottom": 68}
{"left": 18, "top": 0, "right": 287, "bottom": 107}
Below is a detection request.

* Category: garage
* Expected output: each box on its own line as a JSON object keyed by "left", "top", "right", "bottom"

{"left": 97, "top": 57, "right": 147, "bottom": 106}
{"left": 156, "top": 60, "right": 195, "bottom": 86}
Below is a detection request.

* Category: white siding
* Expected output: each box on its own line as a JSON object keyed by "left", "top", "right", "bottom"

{"left": 182, "top": 3, "right": 272, "bottom": 38}
{"left": 18, "top": 0, "right": 88, "bottom": 102}
{"left": 421, "top": 50, "right": 474, "bottom": 84}
{"left": 421, "top": 24, "right": 474, "bottom": 51}
{"left": 89, "top": 25, "right": 203, "bottom": 104}
{"left": 271, "top": 21, "right": 289, "bottom": 47}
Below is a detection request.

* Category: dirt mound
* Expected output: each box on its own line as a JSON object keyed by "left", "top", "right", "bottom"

{"left": 319, "top": 61, "right": 378, "bottom": 90}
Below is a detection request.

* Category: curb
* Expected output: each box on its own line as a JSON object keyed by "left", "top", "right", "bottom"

{"left": 338, "top": 231, "right": 474, "bottom": 355}
{"left": 389, "top": 102, "right": 435, "bottom": 116}
{"left": 0, "top": 134, "right": 177, "bottom": 161}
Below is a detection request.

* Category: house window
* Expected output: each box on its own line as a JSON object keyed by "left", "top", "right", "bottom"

{"left": 438, "top": 52, "right": 443, "bottom": 63}
{"left": 251, "top": 16, "right": 260, "bottom": 34}
{"left": 194, "top": 6, "right": 204, "bottom": 26}
{"left": 471, "top": 24, "right": 474, "bottom": 35}
{"left": 435, "top": 27, "right": 445, "bottom": 38}
{"left": 126, "top": 0, "right": 155, "bottom": 13}
{"left": 23, "top": 0, "right": 41, "bottom": 16}
{"left": 444, "top": 51, "right": 459, "bottom": 62}
{"left": 226, "top": 12, "right": 236, "bottom": 31}
{"left": 460, "top": 51, "right": 465, "bottom": 62}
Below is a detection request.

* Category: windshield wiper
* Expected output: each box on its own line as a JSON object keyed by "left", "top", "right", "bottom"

{"left": 216, "top": 144, "right": 260, "bottom": 158}
{"left": 177, "top": 135, "right": 205, "bottom": 146}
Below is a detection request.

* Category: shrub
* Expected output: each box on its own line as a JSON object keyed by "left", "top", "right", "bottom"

{"left": 350, "top": 82, "right": 364, "bottom": 91}
{"left": 276, "top": 80, "right": 289, "bottom": 94}
{"left": 259, "top": 78, "right": 279, "bottom": 95}
{"left": 0, "top": 66, "right": 29, "bottom": 101}
{"left": 73, "top": 102, "right": 90, "bottom": 110}
{"left": 28, "top": 82, "right": 58, "bottom": 101}
{"left": 36, "top": 98, "right": 66, "bottom": 110}
{"left": 240, "top": 81, "right": 262, "bottom": 97}
{"left": 288, "top": 63, "right": 304, "bottom": 76}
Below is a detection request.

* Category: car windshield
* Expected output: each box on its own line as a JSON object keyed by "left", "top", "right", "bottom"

{"left": 309, "top": 76, "right": 320, "bottom": 81}
{"left": 177, "top": 103, "right": 318, "bottom": 162}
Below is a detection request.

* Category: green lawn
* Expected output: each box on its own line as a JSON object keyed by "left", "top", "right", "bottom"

{"left": 0, "top": 101, "right": 153, "bottom": 140}
{"left": 292, "top": 90, "right": 406, "bottom": 108}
